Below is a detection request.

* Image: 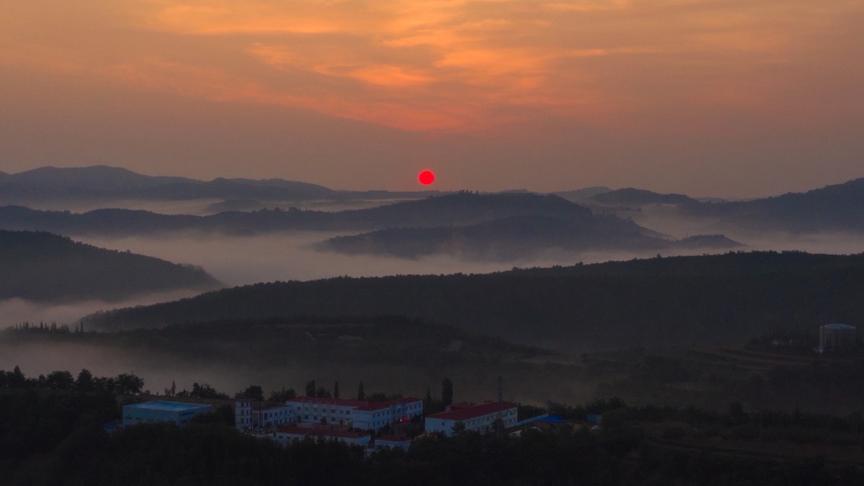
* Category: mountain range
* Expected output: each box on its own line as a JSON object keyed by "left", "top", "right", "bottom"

{"left": 0, "top": 192, "right": 655, "bottom": 236}
{"left": 0, "top": 165, "right": 429, "bottom": 203}
{"left": 683, "top": 178, "right": 864, "bottom": 232}
{"left": 561, "top": 177, "right": 864, "bottom": 233}
{"left": 0, "top": 192, "right": 739, "bottom": 258}
{"left": 4, "top": 165, "right": 864, "bottom": 236}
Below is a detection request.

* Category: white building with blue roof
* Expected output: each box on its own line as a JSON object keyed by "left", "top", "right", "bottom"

{"left": 123, "top": 401, "right": 213, "bottom": 427}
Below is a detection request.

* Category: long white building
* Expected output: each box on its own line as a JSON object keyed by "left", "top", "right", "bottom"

{"left": 235, "top": 396, "right": 423, "bottom": 432}
{"left": 425, "top": 402, "right": 518, "bottom": 436}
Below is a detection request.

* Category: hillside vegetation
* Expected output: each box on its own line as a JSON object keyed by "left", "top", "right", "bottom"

{"left": 84, "top": 251, "right": 863, "bottom": 349}
{"left": 0, "top": 230, "right": 220, "bottom": 302}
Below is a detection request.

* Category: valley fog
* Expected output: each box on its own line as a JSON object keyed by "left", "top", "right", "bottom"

{"left": 81, "top": 229, "right": 864, "bottom": 291}
{"left": 78, "top": 232, "right": 570, "bottom": 286}
{"left": 0, "top": 289, "right": 202, "bottom": 328}
{"left": 0, "top": 338, "right": 592, "bottom": 407}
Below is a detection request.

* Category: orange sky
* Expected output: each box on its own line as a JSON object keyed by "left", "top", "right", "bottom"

{"left": 1, "top": 0, "right": 863, "bottom": 195}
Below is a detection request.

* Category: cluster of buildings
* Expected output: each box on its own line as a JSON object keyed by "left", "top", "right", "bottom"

{"left": 235, "top": 395, "right": 519, "bottom": 450}
{"left": 235, "top": 396, "right": 425, "bottom": 432}
{"left": 123, "top": 395, "right": 521, "bottom": 451}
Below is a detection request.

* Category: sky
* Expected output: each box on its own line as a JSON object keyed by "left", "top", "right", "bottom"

{"left": 1, "top": 0, "right": 863, "bottom": 196}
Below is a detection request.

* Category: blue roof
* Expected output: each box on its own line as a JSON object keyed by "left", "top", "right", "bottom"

{"left": 125, "top": 400, "right": 211, "bottom": 412}
{"left": 823, "top": 323, "right": 856, "bottom": 331}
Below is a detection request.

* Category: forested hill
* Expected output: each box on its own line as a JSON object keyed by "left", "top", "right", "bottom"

{"left": 0, "top": 230, "right": 220, "bottom": 302}
{"left": 84, "top": 251, "right": 864, "bottom": 350}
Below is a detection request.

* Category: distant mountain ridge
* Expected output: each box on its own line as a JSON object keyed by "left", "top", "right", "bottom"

{"left": 685, "top": 177, "right": 864, "bottom": 232}
{"left": 318, "top": 214, "right": 739, "bottom": 260}
{"left": 0, "top": 230, "right": 220, "bottom": 302}
{"left": 560, "top": 177, "right": 864, "bottom": 233}
{"left": 591, "top": 188, "right": 698, "bottom": 206}
{"left": 0, "top": 192, "right": 743, "bottom": 258}
{"left": 6, "top": 165, "right": 864, "bottom": 233}
{"left": 0, "top": 165, "right": 336, "bottom": 202}
{"left": 0, "top": 192, "right": 638, "bottom": 236}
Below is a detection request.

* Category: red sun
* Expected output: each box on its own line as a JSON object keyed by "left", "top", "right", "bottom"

{"left": 418, "top": 169, "right": 436, "bottom": 186}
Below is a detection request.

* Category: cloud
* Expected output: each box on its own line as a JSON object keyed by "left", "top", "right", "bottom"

{"left": 1, "top": 0, "right": 863, "bottom": 196}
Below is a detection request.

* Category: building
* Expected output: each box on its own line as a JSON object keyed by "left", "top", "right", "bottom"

{"left": 235, "top": 399, "right": 294, "bottom": 431}
{"left": 268, "top": 425, "right": 371, "bottom": 448}
{"left": 123, "top": 400, "right": 213, "bottom": 427}
{"left": 235, "top": 396, "right": 424, "bottom": 432}
{"left": 349, "top": 399, "right": 424, "bottom": 431}
{"left": 818, "top": 323, "right": 858, "bottom": 353}
{"left": 425, "top": 402, "right": 518, "bottom": 436}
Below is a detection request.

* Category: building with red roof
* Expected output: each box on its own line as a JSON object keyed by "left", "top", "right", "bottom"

{"left": 425, "top": 402, "right": 518, "bottom": 436}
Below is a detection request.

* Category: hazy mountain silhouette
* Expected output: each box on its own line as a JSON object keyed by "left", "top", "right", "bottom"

{"left": 0, "top": 230, "right": 220, "bottom": 302}
{"left": 686, "top": 177, "right": 864, "bottom": 232}
{"left": 561, "top": 177, "right": 864, "bottom": 233}
{"left": 555, "top": 186, "right": 612, "bottom": 202}
{"left": 0, "top": 192, "right": 642, "bottom": 236}
{"left": 0, "top": 165, "right": 334, "bottom": 203}
{"left": 336, "top": 192, "right": 599, "bottom": 228}
{"left": 591, "top": 188, "right": 698, "bottom": 206}
{"left": 319, "top": 214, "right": 739, "bottom": 260}
{"left": 82, "top": 251, "right": 860, "bottom": 350}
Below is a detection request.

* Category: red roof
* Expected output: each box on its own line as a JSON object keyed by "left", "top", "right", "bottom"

{"left": 427, "top": 402, "right": 517, "bottom": 421}
{"left": 355, "top": 398, "right": 422, "bottom": 411}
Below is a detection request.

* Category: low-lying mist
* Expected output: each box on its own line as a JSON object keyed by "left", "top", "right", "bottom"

{"left": 78, "top": 232, "right": 547, "bottom": 287}
{"left": 0, "top": 337, "right": 592, "bottom": 406}
{"left": 79, "top": 229, "right": 864, "bottom": 291}
{"left": 633, "top": 206, "right": 864, "bottom": 254}
{"left": 20, "top": 196, "right": 409, "bottom": 216}
{"left": 0, "top": 289, "right": 203, "bottom": 327}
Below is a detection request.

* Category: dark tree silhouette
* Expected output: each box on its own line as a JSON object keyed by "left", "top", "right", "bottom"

{"left": 442, "top": 378, "right": 454, "bottom": 407}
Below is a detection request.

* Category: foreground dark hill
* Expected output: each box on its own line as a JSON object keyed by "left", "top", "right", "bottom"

{"left": 319, "top": 214, "right": 739, "bottom": 260}
{"left": 85, "top": 251, "right": 863, "bottom": 350}
{"left": 0, "top": 230, "right": 220, "bottom": 302}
